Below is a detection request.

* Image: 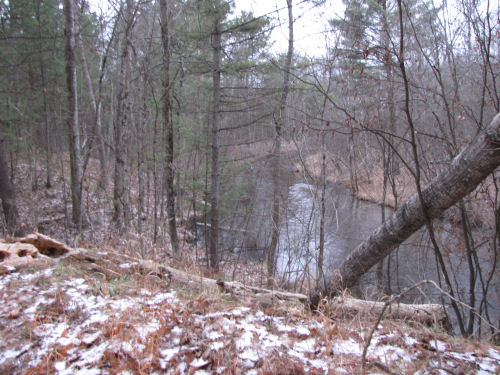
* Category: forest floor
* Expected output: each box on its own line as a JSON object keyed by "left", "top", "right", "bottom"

{"left": 1, "top": 240, "right": 500, "bottom": 375}
{"left": 1, "top": 158, "right": 500, "bottom": 374}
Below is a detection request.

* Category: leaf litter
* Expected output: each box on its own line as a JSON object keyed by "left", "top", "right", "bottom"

{"left": 1, "top": 261, "right": 499, "bottom": 374}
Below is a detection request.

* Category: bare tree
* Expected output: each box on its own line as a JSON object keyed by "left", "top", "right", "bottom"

{"left": 63, "top": 0, "right": 82, "bottom": 227}
{"left": 317, "top": 66, "right": 334, "bottom": 282}
{"left": 113, "top": 0, "right": 135, "bottom": 229}
{"left": 159, "top": 0, "right": 179, "bottom": 255}
{"left": 0, "top": 135, "right": 19, "bottom": 235}
{"left": 267, "top": 0, "right": 293, "bottom": 287}
{"left": 376, "top": 0, "right": 399, "bottom": 292}
{"left": 310, "top": 112, "right": 500, "bottom": 307}
{"left": 208, "top": 12, "right": 222, "bottom": 271}
{"left": 35, "top": 1, "right": 52, "bottom": 189}
{"left": 77, "top": 5, "right": 113, "bottom": 191}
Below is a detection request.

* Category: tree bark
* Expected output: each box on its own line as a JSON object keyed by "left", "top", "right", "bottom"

{"left": 267, "top": 0, "right": 293, "bottom": 287}
{"left": 76, "top": 23, "right": 108, "bottom": 190}
{"left": 159, "top": 0, "right": 179, "bottom": 255}
{"left": 63, "top": 0, "right": 82, "bottom": 227}
{"left": 35, "top": 1, "right": 52, "bottom": 189}
{"left": 376, "top": 0, "right": 398, "bottom": 291}
{"left": 310, "top": 113, "right": 500, "bottom": 307}
{"left": 69, "top": 246, "right": 308, "bottom": 303}
{"left": 317, "top": 74, "right": 333, "bottom": 282}
{"left": 0, "top": 136, "right": 19, "bottom": 235}
{"left": 113, "top": 0, "right": 134, "bottom": 229}
{"left": 208, "top": 17, "right": 222, "bottom": 271}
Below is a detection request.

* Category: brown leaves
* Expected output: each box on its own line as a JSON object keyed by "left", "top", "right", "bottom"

{"left": 186, "top": 296, "right": 211, "bottom": 314}
{"left": 7, "top": 307, "right": 22, "bottom": 319}
{"left": 258, "top": 352, "right": 306, "bottom": 375}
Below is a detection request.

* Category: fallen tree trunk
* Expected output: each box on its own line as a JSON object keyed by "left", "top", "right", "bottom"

{"left": 16, "top": 233, "right": 72, "bottom": 257}
{"left": 144, "top": 262, "right": 308, "bottom": 303}
{"left": 328, "top": 296, "right": 449, "bottom": 328}
{"left": 1, "top": 233, "right": 446, "bottom": 322}
{"left": 70, "top": 247, "right": 451, "bottom": 322}
{"left": 0, "top": 241, "right": 55, "bottom": 274}
{"left": 311, "top": 113, "right": 500, "bottom": 307}
{"left": 0, "top": 233, "right": 72, "bottom": 274}
{"left": 69, "top": 247, "right": 309, "bottom": 303}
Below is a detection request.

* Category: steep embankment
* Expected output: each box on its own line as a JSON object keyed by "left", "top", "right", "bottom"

{"left": 1, "top": 235, "right": 499, "bottom": 374}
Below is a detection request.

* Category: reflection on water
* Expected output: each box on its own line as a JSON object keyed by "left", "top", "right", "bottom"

{"left": 276, "top": 183, "right": 499, "bottom": 331}
{"left": 277, "top": 183, "right": 383, "bottom": 280}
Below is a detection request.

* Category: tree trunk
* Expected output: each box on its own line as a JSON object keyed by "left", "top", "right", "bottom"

{"left": 137, "top": 67, "right": 149, "bottom": 243}
{"left": 63, "top": 0, "right": 82, "bottom": 227}
{"left": 267, "top": 0, "right": 293, "bottom": 287}
{"left": 318, "top": 130, "right": 326, "bottom": 281}
{"left": 77, "top": 24, "right": 108, "bottom": 190}
{"left": 113, "top": 0, "right": 134, "bottom": 229}
{"left": 39, "top": 58, "right": 52, "bottom": 189}
{"left": 208, "top": 17, "right": 222, "bottom": 271}
{"left": 310, "top": 113, "right": 500, "bottom": 307}
{"left": 35, "top": 1, "right": 52, "bottom": 189}
{"left": 376, "top": 0, "right": 398, "bottom": 291}
{"left": 159, "top": 0, "right": 179, "bottom": 255}
{"left": 317, "top": 72, "right": 333, "bottom": 282}
{"left": 0, "top": 136, "right": 19, "bottom": 235}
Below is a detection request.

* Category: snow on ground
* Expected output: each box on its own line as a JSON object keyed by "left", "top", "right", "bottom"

{"left": 1, "top": 266, "right": 499, "bottom": 374}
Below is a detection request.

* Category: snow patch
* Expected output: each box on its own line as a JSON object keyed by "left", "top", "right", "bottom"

{"left": 239, "top": 348, "right": 260, "bottom": 362}
{"left": 190, "top": 357, "right": 209, "bottom": 368}
{"left": 429, "top": 339, "right": 447, "bottom": 351}
{"left": 210, "top": 341, "right": 224, "bottom": 350}
{"left": 1, "top": 264, "right": 498, "bottom": 375}
{"left": 160, "top": 347, "right": 180, "bottom": 362}
{"left": 82, "top": 331, "right": 101, "bottom": 345}
{"left": 294, "top": 338, "right": 316, "bottom": 353}
{"left": 0, "top": 344, "right": 30, "bottom": 363}
{"left": 333, "top": 338, "right": 364, "bottom": 356}
{"left": 296, "top": 326, "right": 310, "bottom": 336}
{"left": 488, "top": 348, "right": 500, "bottom": 361}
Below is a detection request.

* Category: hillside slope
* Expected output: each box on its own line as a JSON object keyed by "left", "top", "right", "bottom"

{"left": 1, "top": 237, "right": 499, "bottom": 374}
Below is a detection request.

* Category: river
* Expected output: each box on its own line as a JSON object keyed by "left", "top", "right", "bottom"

{"left": 273, "top": 182, "right": 500, "bottom": 333}
{"left": 205, "top": 165, "right": 499, "bottom": 334}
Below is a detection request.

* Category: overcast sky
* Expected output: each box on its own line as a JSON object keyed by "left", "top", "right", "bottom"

{"left": 234, "top": 0, "right": 345, "bottom": 56}
{"left": 87, "top": 0, "right": 345, "bottom": 56}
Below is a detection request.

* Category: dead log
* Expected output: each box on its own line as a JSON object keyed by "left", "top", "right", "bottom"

{"left": 68, "top": 247, "right": 308, "bottom": 303}
{"left": 0, "top": 233, "right": 73, "bottom": 274}
{"left": 1, "top": 233, "right": 443, "bottom": 320}
{"left": 122, "top": 257, "right": 308, "bottom": 302}
{"left": 218, "top": 280, "right": 308, "bottom": 303}
{"left": 14, "top": 233, "right": 72, "bottom": 257}
{"left": 311, "top": 113, "right": 500, "bottom": 307}
{"left": 327, "top": 296, "right": 449, "bottom": 328}
{"left": 140, "top": 259, "right": 308, "bottom": 302}
{"left": 0, "top": 241, "right": 55, "bottom": 274}
{"left": 70, "top": 247, "right": 444, "bottom": 321}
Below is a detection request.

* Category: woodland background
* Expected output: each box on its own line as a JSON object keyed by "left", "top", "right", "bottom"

{"left": 0, "top": 0, "right": 499, "bottom": 341}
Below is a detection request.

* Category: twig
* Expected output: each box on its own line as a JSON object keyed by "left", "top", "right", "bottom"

{"left": 418, "top": 279, "right": 500, "bottom": 334}
{"left": 361, "top": 279, "right": 500, "bottom": 370}
{"left": 366, "top": 360, "right": 397, "bottom": 375}
{"left": 362, "top": 280, "right": 441, "bottom": 368}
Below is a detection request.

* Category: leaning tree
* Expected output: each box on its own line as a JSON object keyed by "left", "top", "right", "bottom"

{"left": 310, "top": 112, "right": 500, "bottom": 307}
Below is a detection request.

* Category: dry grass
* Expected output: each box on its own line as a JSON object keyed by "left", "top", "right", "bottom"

{"left": 295, "top": 151, "right": 416, "bottom": 208}
{"left": 1, "top": 250, "right": 500, "bottom": 374}
{"left": 2, "top": 150, "right": 500, "bottom": 373}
